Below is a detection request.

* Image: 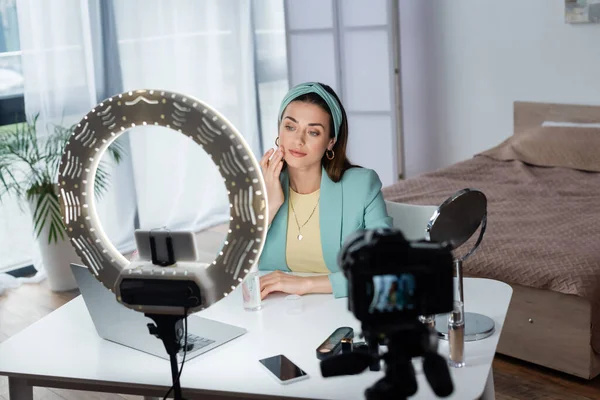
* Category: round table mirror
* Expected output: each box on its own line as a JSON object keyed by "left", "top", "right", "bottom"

{"left": 426, "top": 188, "right": 495, "bottom": 341}
{"left": 426, "top": 188, "right": 487, "bottom": 253}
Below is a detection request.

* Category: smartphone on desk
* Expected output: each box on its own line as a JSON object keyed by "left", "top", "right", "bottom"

{"left": 258, "top": 354, "right": 309, "bottom": 385}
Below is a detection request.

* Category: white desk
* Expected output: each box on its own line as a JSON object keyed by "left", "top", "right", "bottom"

{"left": 0, "top": 278, "right": 511, "bottom": 400}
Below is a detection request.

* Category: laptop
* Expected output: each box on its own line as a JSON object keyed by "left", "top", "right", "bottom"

{"left": 71, "top": 263, "right": 247, "bottom": 362}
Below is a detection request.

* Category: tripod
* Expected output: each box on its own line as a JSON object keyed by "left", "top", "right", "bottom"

{"left": 321, "top": 322, "right": 453, "bottom": 400}
{"left": 367, "top": 323, "right": 453, "bottom": 400}
{"left": 146, "top": 313, "right": 189, "bottom": 400}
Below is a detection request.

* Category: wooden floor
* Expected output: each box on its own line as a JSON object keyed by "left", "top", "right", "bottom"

{"left": 2, "top": 280, "right": 600, "bottom": 399}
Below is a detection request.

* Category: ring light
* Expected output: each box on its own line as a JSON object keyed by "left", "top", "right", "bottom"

{"left": 57, "top": 89, "right": 268, "bottom": 315}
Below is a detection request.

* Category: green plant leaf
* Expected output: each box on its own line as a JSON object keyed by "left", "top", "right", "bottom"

{"left": 45, "top": 191, "right": 66, "bottom": 244}
{"left": 31, "top": 191, "right": 67, "bottom": 245}
{"left": 1, "top": 113, "right": 127, "bottom": 245}
{"left": 33, "top": 202, "right": 49, "bottom": 239}
{"left": 49, "top": 207, "right": 66, "bottom": 243}
{"left": 32, "top": 192, "right": 49, "bottom": 238}
{"left": 48, "top": 219, "right": 56, "bottom": 244}
{"left": 0, "top": 163, "right": 19, "bottom": 196}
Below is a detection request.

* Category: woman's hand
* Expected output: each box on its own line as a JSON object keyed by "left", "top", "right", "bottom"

{"left": 259, "top": 145, "right": 285, "bottom": 225}
{"left": 260, "top": 270, "right": 309, "bottom": 299}
{"left": 259, "top": 271, "right": 333, "bottom": 299}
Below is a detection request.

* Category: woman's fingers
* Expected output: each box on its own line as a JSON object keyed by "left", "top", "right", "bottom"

{"left": 260, "top": 148, "right": 273, "bottom": 165}
{"left": 268, "top": 147, "right": 284, "bottom": 174}
{"left": 274, "top": 159, "right": 284, "bottom": 177}
{"left": 260, "top": 148, "right": 275, "bottom": 173}
{"left": 259, "top": 274, "right": 269, "bottom": 292}
{"left": 260, "top": 147, "right": 283, "bottom": 178}
{"left": 259, "top": 271, "right": 307, "bottom": 300}
{"left": 261, "top": 282, "right": 282, "bottom": 299}
{"left": 259, "top": 271, "right": 278, "bottom": 290}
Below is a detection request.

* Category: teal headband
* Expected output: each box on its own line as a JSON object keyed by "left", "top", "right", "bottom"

{"left": 278, "top": 82, "right": 343, "bottom": 140}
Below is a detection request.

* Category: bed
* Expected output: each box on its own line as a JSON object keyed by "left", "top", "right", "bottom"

{"left": 382, "top": 101, "right": 600, "bottom": 379}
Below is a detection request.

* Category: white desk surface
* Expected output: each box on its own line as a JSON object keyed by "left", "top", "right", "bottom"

{"left": 0, "top": 277, "right": 511, "bottom": 400}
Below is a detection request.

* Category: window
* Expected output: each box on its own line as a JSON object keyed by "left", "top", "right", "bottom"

{"left": 0, "top": 0, "right": 25, "bottom": 125}
{"left": 0, "top": 0, "right": 29, "bottom": 273}
{"left": 252, "top": 0, "right": 289, "bottom": 153}
{"left": 0, "top": 0, "right": 289, "bottom": 274}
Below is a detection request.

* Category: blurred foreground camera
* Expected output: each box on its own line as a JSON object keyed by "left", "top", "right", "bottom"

{"left": 320, "top": 228, "right": 455, "bottom": 400}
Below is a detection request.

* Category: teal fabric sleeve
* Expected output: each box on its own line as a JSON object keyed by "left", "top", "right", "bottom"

{"left": 329, "top": 271, "right": 349, "bottom": 299}
{"left": 363, "top": 169, "right": 393, "bottom": 230}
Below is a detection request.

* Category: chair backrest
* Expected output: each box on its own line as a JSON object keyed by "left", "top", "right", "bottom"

{"left": 384, "top": 200, "right": 439, "bottom": 241}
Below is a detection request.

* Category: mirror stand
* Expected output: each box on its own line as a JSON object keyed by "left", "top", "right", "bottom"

{"left": 425, "top": 188, "right": 496, "bottom": 342}
{"left": 435, "top": 259, "right": 495, "bottom": 341}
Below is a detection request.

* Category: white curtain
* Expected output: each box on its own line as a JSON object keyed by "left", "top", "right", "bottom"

{"left": 10, "top": 0, "right": 137, "bottom": 280}
{"left": 0, "top": 0, "right": 282, "bottom": 294}
{"left": 112, "top": 0, "right": 261, "bottom": 232}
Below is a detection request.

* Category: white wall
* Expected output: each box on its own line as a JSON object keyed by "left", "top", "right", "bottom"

{"left": 400, "top": 0, "right": 600, "bottom": 178}
{"left": 284, "top": 0, "right": 400, "bottom": 186}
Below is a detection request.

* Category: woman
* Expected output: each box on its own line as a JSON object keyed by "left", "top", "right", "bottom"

{"left": 258, "top": 82, "right": 392, "bottom": 299}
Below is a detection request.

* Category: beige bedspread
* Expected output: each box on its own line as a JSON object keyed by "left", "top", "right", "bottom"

{"left": 382, "top": 155, "right": 600, "bottom": 353}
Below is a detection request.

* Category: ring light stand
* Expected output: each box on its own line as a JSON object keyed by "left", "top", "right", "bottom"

{"left": 57, "top": 89, "right": 269, "bottom": 400}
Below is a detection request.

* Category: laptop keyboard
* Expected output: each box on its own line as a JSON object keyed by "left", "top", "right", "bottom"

{"left": 179, "top": 333, "right": 215, "bottom": 355}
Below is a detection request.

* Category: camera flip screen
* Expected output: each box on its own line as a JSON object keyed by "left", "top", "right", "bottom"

{"left": 368, "top": 274, "right": 417, "bottom": 314}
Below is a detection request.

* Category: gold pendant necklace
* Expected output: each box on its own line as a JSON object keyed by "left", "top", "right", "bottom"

{"left": 290, "top": 195, "right": 319, "bottom": 241}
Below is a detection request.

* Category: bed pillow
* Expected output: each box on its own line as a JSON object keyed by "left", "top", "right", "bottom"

{"left": 480, "top": 126, "right": 600, "bottom": 172}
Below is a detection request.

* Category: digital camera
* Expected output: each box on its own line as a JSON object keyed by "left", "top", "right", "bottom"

{"left": 321, "top": 228, "right": 456, "bottom": 399}
{"left": 339, "top": 228, "right": 454, "bottom": 330}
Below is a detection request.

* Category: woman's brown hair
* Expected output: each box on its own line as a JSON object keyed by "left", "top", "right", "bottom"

{"left": 280, "top": 83, "right": 357, "bottom": 182}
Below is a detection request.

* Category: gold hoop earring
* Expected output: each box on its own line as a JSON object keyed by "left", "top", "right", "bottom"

{"left": 326, "top": 149, "right": 335, "bottom": 160}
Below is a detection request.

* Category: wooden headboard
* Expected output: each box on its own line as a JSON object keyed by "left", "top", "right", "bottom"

{"left": 514, "top": 101, "right": 600, "bottom": 136}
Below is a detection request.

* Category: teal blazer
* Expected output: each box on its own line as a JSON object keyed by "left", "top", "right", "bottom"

{"left": 258, "top": 166, "right": 392, "bottom": 298}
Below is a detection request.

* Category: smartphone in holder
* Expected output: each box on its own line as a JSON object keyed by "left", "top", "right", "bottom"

{"left": 134, "top": 229, "right": 198, "bottom": 265}
{"left": 258, "top": 354, "right": 309, "bottom": 385}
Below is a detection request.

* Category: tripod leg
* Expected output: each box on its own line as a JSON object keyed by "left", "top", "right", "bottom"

{"left": 365, "top": 381, "right": 407, "bottom": 400}
{"left": 395, "top": 357, "right": 418, "bottom": 397}
{"left": 367, "top": 336, "right": 381, "bottom": 371}
{"left": 423, "top": 351, "right": 454, "bottom": 397}
{"left": 365, "top": 357, "right": 416, "bottom": 400}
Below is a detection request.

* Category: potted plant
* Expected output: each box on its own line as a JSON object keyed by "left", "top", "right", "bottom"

{"left": 0, "top": 115, "right": 124, "bottom": 291}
